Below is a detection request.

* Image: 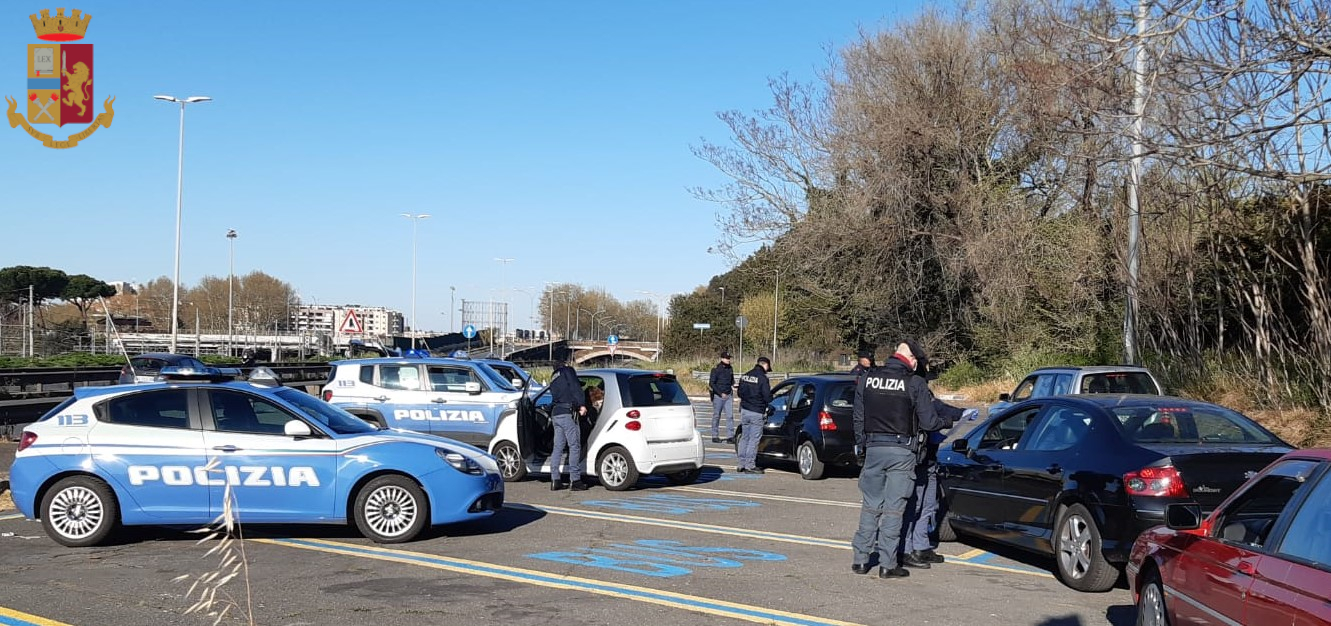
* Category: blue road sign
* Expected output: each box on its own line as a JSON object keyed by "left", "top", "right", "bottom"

{"left": 463, "top": 324, "right": 477, "bottom": 339}
{"left": 608, "top": 334, "right": 620, "bottom": 345}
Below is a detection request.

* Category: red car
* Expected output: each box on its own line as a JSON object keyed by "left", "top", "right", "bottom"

{"left": 1128, "top": 448, "right": 1331, "bottom": 626}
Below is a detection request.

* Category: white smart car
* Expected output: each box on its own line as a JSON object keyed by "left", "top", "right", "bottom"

{"left": 487, "top": 368, "right": 705, "bottom": 490}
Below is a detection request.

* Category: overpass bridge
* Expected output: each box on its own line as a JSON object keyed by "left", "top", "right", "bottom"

{"left": 499, "top": 340, "right": 662, "bottom": 365}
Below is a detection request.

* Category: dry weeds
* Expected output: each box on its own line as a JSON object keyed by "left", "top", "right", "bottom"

{"left": 0, "top": 490, "right": 13, "bottom": 513}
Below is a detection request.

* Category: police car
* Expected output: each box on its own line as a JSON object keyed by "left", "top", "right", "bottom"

{"left": 9, "top": 367, "right": 504, "bottom": 547}
{"left": 321, "top": 357, "right": 524, "bottom": 447}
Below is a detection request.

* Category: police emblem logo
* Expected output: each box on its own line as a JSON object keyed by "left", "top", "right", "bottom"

{"left": 4, "top": 8, "right": 115, "bottom": 149}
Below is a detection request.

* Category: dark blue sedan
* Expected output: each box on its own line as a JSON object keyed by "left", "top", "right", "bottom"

{"left": 937, "top": 394, "right": 1291, "bottom": 592}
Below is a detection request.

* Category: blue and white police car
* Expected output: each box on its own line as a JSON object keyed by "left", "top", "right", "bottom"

{"left": 321, "top": 357, "right": 525, "bottom": 447}
{"left": 9, "top": 367, "right": 504, "bottom": 547}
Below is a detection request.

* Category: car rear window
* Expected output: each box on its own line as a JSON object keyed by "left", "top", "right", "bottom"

{"left": 130, "top": 358, "right": 167, "bottom": 372}
{"left": 1080, "top": 372, "right": 1157, "bottom": 394}
{"left": 623, "top": 374, "right": 690, "bottom": 407}
{"left": 828, "top": 383, "right": 855, "bottom": 409}
{"left": 1111, "top": 404, "right": 1282, "bottom": 445}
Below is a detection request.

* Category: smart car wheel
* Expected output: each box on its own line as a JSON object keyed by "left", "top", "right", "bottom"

{"left": 665, "top": 468, "right": 702, "bottom": 486}
{"left": 354, "top": 475, "right": 429, "bottom": 543}
{"left": 598, "top": 446, "right": 639, "bottom": 491}
{"left": 40, "top": 475, "right": 119, "bottom": 547}
{"left": 1135, "top": 570, "right": 1170, "bottom": 626}
{"left": 797, "top": 441, "right": 826, "bottom": 480}
{"left": 1054, "top": 503, "right": 1118, "bottom": 592}
{"left": 493, "top": 441, "right": 528, "bottom": 482}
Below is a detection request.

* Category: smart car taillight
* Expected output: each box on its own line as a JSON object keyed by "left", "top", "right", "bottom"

{"left": 322, "top": 390, "right": 333, "bottom": 402}
{"left": 625, "top": 420, "right": 642, "bottom": 431}
{"left": 17, "top": 431, "right": 37, "bottom": 452}
{"left": 819, "top": 411, "right": 837, "bottom": 431}
{"left": 1124, "top": 465, "right": 1189, "bottom": 498}
{"left": 626, "top": 410, "right": 641, "bottom": 419}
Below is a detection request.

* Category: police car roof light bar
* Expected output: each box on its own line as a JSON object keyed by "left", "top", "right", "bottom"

{"left": 156, "top": 365, "right": 236, "bottom": 383}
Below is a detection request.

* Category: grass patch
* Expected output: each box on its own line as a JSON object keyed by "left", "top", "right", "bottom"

{"left": 0, "top": 490, "right": 14, "bottom": 513}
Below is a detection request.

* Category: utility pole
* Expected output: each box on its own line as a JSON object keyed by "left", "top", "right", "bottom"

{"left": 1124, "top": 0, "right": 1148, "bottom": 365}
{"left": 28, "top": 285, "right": 34, "bottom": 358}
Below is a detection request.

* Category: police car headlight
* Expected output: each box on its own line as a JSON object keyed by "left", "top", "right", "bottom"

{"left": 436, "top": 448, "right": 484, "bottom": 475}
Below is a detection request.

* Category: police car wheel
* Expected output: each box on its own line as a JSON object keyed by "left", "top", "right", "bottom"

{"left": 797, "top": 441, "right": 826, "bottom": 480}
{"left": 493, "top": 441, "right": 528, "bottom": 482}
{"left": 664, "top": 468, "right": 702, "bottom": 486}
{"left": 597, "top": 446, "right": 639, "bottom": 491}
{"left": 354, "top": 475, "right": 429, "bottom": 543}
{"left": 40, "top": 475, "right": 119, "bottom": 547}
{"left": 1054, "top": 503, "right": 1118, "bottom": 592}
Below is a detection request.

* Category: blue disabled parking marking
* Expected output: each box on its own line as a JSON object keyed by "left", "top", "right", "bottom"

{"left": 581, "top": 494, "right": 761, "bottom": 514}
{"left": 527, "top": 539, "right": 787, "bottom": 578}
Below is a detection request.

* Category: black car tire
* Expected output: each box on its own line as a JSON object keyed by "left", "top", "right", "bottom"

{"left": 597, "top": 446, "right": 640, "bottom": 491}
{"left": 936, "top": 511, "right": 958, "bottom": 542}
{"left": 665, "top": 468, "right": 703, "bottom": 486}
{"left": 353, "top": 474, "right": 429, "bottom": 544}
{"left": 1135, "top": 569, "right": 1171, "bottom": 626}
{"left": 1054, "top": 503, "right": 1119, "bottom": 592}
{"left": 797, "top": 441, "right": 826, "bottom": 480}
{"left": 492, "top": 441, "right": 528, "bottom": 482}
{"left": 40, "top": 475, "right": 119, "bottom": 547}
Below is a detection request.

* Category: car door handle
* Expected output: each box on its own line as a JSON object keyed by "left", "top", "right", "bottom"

{"left": 212, "top": 445, "right": 241, "bottom": 453}
{"left": 374, "top": 395, "right": 389, "bottom": 402}
{"left": 432, "top": 398, "right": 448, "bottom": 403}
{"left": 1046, "top": 464, "right": 1063, "bottom": 475}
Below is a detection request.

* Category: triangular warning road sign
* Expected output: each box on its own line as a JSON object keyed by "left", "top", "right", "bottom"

{"left": 339, "top": 309, "right": 364, "bottom": 334}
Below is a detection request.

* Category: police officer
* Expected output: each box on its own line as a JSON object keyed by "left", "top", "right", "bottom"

{"left": 735, "top": 356, "right": 771, "bottom": 474}
{"left": 708, "top": 351, "right": 736, "bottom": 443}
{"left": 851, "top": 341, "right": 955, "bottom": 578}
{"left": 898, "top": 341, "right": 980, "bottom": 567}
{"left": 548, "top": 358, "right": 588, "bottom": 491}
{"left": 850, "top": 349, "right": 875, "bottom": 376}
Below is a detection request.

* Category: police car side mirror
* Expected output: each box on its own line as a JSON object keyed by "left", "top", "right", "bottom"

{"left": 284, "top": 420, "right": 313, "bottom": 438}
{"left": 512, "top": 378, "right": 525, "bottom": 389}
{"left": 951, "top": 439, "right": 970, "bottom": 454}
{"left": 998, "top": 393, "right": 1011, "bottom": 402}
{"left": 465, "top": 381, "right": 483, "bottom": 395}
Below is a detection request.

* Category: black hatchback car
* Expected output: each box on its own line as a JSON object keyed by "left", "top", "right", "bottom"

{"left": 738, "top": 374, "right": 858, "bottom": 480}
{"left": 937, "top": 395, "right": 1292, "bottom": 592}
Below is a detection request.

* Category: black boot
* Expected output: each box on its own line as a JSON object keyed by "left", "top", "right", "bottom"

{"left": 918, "top": 549, "right": 945, "bottom": 564}
{"left": 902, "top": 551, "right": 932, "bottom": 569}
{"left": 570, "top": 481, "right": 589, "bottom": 491}
{"left": 551, "top": 479, "right": 566, "bottom": 491}
{"left": 851, "top": 563, "right": 872, "bottom": 575}
{"left": 878, "top": 566, "right": 910, "bottom": 579}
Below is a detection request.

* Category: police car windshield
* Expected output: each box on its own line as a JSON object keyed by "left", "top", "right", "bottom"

{"left": 276, "top": 388, "right": 378, "bottom": 434}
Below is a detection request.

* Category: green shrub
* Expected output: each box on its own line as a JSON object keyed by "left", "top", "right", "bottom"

{"left": 936, "top": 359, "right": 985, "bottom": 388}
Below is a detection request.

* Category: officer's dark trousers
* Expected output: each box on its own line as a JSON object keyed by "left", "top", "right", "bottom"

{"left": 852, "top": 446, "right": 916, "bottom": 569}
{"left": 550, "top": 412, "right": 582, "bottom": 482}
{"left": 903, "top": 461, "right": 939, "bottom": 554}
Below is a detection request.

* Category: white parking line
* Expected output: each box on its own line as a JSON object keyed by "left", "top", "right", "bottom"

{"left": 663, "top": 486, "right": 861, "bottom": 508}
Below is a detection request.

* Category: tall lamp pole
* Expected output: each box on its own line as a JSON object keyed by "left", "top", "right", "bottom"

{"left": 226, "top": 229, "right": 237, "bottom": 356}
{"left": 401, "top": 213, "right": 431, "bottom": 350}
{"left": 494, "top": 258, "right": 514, "bottom": 352}
{"left": 154, "top": 94, "right": 211, "bottom": 354}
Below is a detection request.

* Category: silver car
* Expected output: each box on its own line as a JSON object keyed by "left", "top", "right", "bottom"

{"left": 989, "top": 365, "right": 1164, "bottom": 415}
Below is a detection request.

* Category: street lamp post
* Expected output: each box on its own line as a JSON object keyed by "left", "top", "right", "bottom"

{"left": 494, "top": 258, "right": 514, "bottom": 352}
{"left": 401, "top": 213, "right": 431, "bottom": 350}
{"left": 226, "top": 229, "right": 237, "bottom": 356}
{"left": 449, "top": 286, "right": 456, "bottom": 333}
{"left": 154, "top": 94, "right": 211, "bottom": 353}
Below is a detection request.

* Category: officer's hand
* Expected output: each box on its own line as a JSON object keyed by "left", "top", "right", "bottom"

{"left": 578, "top": 406, "right": 587, "bottom": 417}
{"left": 854, "top": 444, "right": 866, "bottom": 461}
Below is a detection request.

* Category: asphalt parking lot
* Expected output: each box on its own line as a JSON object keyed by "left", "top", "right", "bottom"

{"left": 0, "top": 400, "right": 1136, "bottom": 626}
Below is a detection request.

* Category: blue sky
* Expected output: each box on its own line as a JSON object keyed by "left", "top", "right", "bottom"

{"left": 1, "top": 1, "right": 922, "bottom": 333}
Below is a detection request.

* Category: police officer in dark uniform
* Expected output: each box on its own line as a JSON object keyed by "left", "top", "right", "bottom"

{"left": 735, "top": 356, "right": 771, "bottom": 474}
{"left": 851, "top": 341, "right": 955, "bottom": 578}
{"left": 850, "top": 349, "right": 875, "bottom": 376}
{"left": 708, "top": 351, "right": 736, "bottom": 443}
{"left": 548, "top": 358, "right": 588, "bottom": 491}
{"left": 898, "top": 341, "right": 979, "bottom": 567}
